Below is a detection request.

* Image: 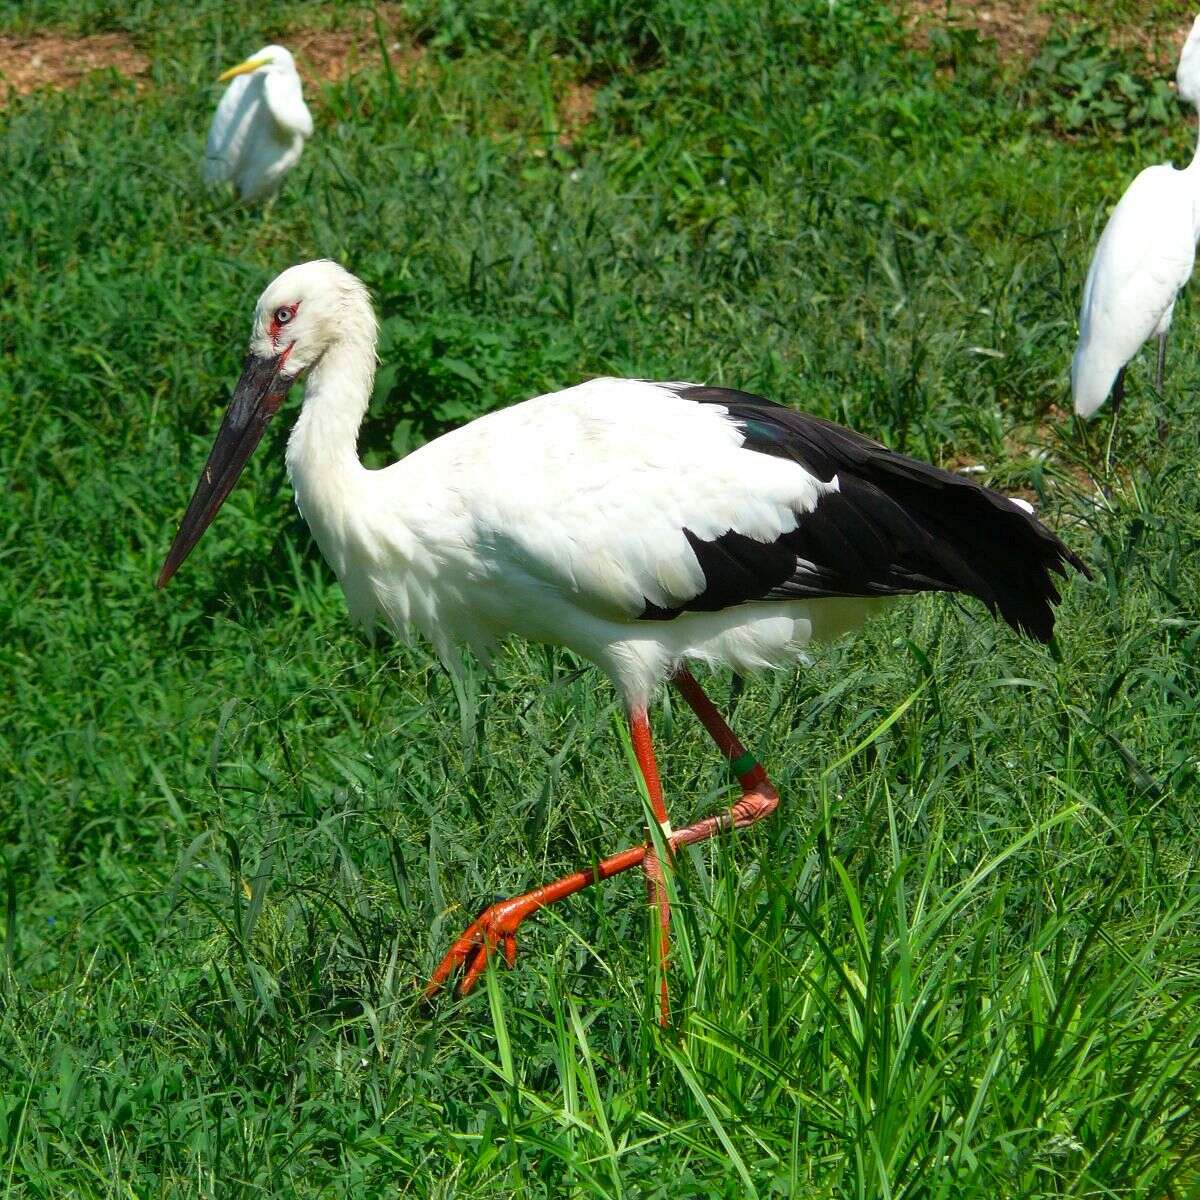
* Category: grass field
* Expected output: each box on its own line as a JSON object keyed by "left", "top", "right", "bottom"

{"left": 2, "top": 1, "right": 1199, "bottom": 1195}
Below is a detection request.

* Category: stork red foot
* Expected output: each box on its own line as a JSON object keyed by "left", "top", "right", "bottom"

{"left": 425, "top": 894, "right": 533, "bottom": 998}
{"left": 424, "top": 842, "right": 650, "bottom": 999}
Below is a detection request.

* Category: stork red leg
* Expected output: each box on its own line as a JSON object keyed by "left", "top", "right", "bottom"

{"left": 668, "top": 668, "right": 779, "bottom": 845}
{"left": 631, "top": 708, "right": 672, "bottom": 1025}
{"left": 423, "top": 675, "right": 779, "bottom": 1012}
{"left": 424, "top": 707, "right": 673, "bottom": 1017}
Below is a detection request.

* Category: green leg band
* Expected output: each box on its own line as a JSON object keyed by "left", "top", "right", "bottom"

{"left": 729, "top": 751, "right": 758, "bottom": 777}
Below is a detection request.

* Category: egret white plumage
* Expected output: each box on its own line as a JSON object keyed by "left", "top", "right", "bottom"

{"left": 1071, "top": 15, "right": 1200, "bottom": 418}
{"left": 158, "top": 261, "right": 1087, "bottom": 1018}
{"left": 204, "top": 45, "right": 312, "bottom": 204}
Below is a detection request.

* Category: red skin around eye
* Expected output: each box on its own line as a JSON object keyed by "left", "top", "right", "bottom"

{"left": 268, "top": 302, "right": 300, "bottom": 344}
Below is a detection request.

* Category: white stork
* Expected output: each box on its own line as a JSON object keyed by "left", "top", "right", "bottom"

{"left": 1072, "top": 15, "right": 1200, "bottom": 418}
{"left": 158, "top": 261, "right": 1088, "bottom": 1020}
{"left": 203, "top": 45, "right": 313, "bottom": 204}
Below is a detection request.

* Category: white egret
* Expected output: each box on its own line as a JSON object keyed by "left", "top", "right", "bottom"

{"left": 158, "top": 261, "right": 1087, "bottom": 1020}
{"left": 203, "top": 44, "right": 313, "bottom": 204}
{"left": 1072, "top": 15, "right": 1200, "bottom": 418}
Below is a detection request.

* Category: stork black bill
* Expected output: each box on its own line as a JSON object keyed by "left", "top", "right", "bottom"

{"left": 156, "top": 350, "right": 294, "bottom": 588}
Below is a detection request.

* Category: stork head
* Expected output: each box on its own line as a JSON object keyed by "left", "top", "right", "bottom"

{"left": 156, "top": 260, "right": 374, "bottom": 588}
{"left": 1178, "top": 16, "right": 1200, "bottom": 108}
{"left": 218, "top": 44, "right": 297, "bottom": 83}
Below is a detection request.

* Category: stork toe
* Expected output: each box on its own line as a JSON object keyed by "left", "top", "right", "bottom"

{"left": 425, "top": 895, "right": 534, "bottom": 999}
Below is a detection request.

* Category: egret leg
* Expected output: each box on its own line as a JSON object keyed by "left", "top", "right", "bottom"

{"left": 424, "top": 677, "right": 780, "bottom": 1016}
{"left": 1154, "top": 334, "right": 1173, "bottom": 443}
{"left": 1104, "top": 367, "right": 1125, "bottom": 475}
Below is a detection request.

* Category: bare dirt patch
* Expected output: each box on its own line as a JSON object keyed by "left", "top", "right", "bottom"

{"left": 286, "top": 4, "right": 423, "bottom": 84}
{"left": 557, "top": 81, "right": 598, "bottom": 146}
{"left": 945, "top": 403, "right": 1110, "bottom": 507}
{"left": 901, "top": 0, "right": 1196, "bottom": 73}
{"left": 290, "top": 27, "right": 421, "bottom": 84}
{"left": 0, "top": 33, "right": 147, "bottom": 103}
{"left": 902, "top": 0, "right": 1052, "bottom": 63}
{"left": 1115, "top": 18, "right": 1197, "bottom": 76}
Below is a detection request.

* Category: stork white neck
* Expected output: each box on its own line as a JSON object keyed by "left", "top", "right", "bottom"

{"left": 284, "top": 325, "right": 376, "bottom": 570}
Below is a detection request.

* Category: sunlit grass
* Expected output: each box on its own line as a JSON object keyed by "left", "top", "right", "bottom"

{"left": 0, "top": 1, "right": 1198, "bottom": 1196}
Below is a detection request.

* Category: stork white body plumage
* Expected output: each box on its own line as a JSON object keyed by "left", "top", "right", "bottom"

{"left": 1072, "top": 16, "right": 1200, "bottom": 418}
{"left": 159, "top": 261, "right": 1086, "bottom": 1015}
{"left": 204, "top": 45, "right": 313, "bottom": 204}
{"left": 290, "top": 375, "right": 885, "bottom": 709}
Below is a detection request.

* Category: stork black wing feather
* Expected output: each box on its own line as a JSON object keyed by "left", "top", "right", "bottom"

{"left": 638, "top": 386, "right": 1090, "bottom": 643}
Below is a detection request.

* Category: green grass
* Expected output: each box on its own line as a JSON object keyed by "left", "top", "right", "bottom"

{"left": 1, "top": 1, "right": 1199, "bottom": 1195}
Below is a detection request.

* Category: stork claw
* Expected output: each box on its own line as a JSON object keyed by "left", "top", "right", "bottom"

{"left": 422, "top": 844, "right": 651, "bottom": 1004}
{"left": 425, "top": 894, "right": 536, "bottom": 999}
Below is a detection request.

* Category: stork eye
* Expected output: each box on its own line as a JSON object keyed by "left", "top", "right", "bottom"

{"left": 274, "top": 306, "right": 294, "bottom": 325}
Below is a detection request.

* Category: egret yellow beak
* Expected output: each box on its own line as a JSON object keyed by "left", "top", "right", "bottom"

{"left": 218, "top": 54, "right": 271, "bottom": 83}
